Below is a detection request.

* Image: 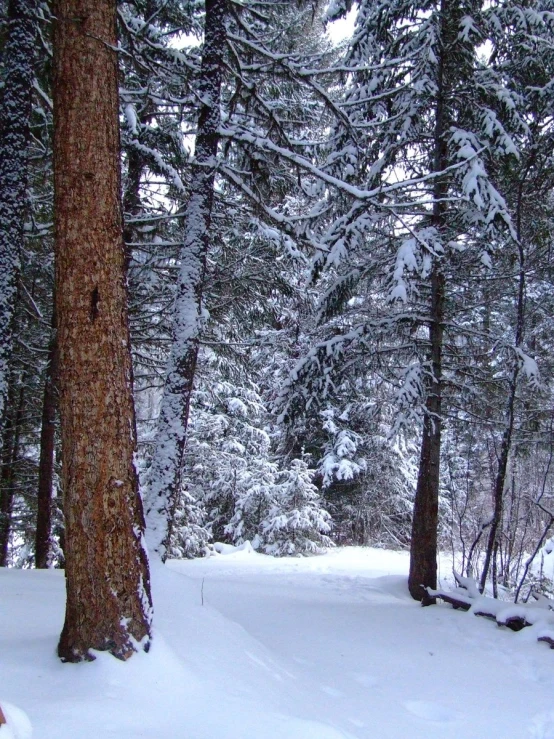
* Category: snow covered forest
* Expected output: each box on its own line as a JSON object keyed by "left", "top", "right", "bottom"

{"left": 3, "top": 0, "right": 554, "bottom": 725}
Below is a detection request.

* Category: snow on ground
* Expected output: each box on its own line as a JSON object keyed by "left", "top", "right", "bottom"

{"left": 2, "top": 547, "right": 554, "bottom": 738}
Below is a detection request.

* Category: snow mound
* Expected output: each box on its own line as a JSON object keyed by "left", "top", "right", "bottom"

{"left": 529, "top": 712, "right": 554, "bottom": 739}
{"left": 213, "top": 540, "right": 255, "bottom": 555}
{"left": 0, "top": 702, "right": 32, "bottom": 739}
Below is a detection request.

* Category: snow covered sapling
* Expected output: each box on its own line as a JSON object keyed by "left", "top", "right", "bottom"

{"left": 223, "top": 457, "right": 280, "bottom": 548}
{"left": 184, "top": 379, "right": 274, "bottom": 546}
{"left": 261, "top": 458, "right": 333, "bottom": 556}
{"left": 167, "top": 488, "right": 210, "bottom": 559}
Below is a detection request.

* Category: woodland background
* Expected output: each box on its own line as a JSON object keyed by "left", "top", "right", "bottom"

{"left": 2, "top": 0, "right": 554, "bottom": 607}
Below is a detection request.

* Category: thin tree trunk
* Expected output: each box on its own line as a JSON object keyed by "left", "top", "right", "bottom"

{"left": 479, "top": 221, "right": 525, "bottom": 593}
{"left": 123, "top": 146, "right": 145, "bottom": 273}
{"left": 0, "top": 376, "right": 25, "bottom": 566}
{"left": 53, "top": 0, "right": 152, "bottom": 662}
{"left": 502, "top": 466, "right": 518, "bottom": 587}
{"left": 479, "top": 379, "right": 517, "bottom": 595}
{"left": 514, "top": 413, "right": 554, "bottom": 602}
{"left": 35, "top": 304, "right": 58, "bottom": 569}
{"left": 0, "top": 0, "right": 37, "bottom": 444}
{"left": 409, "top": 266, "right": 444, "bottom": 601}
{"left": 408, "top": 0, "right": 449, "bottom": 602}
{"left": 145, "top": 0, "right": 227, "bottom": 559}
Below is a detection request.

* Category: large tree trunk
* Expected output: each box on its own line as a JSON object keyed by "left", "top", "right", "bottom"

{"left": 53, "top": 0, "right": 152, "bottom": 662}
{"left": 145, "top": 0, "right": 227, "bottom": 559}
{"left": 0, "top": 0, "right": 37, "bottom": 445}
{"left": 35, "top": 304, "right": 58, "bottom": 569}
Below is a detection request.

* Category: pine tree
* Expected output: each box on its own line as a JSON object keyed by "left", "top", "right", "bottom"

{"left": 476, "top": 0, "right": 554, "bottom": 593}
{"left": 144, "top": 0, "right": 332, "bottom": 558}
{"left": 261, "top": 458, "right": 332, "bottom": 556}
{"left": 145, "top": 0, "right": 227, "bottom": 559}
{"left": 277, "top": 0, "right": 526, "bottom": 597}
{"left": 0, "top": 0, "right": 38, "bottom": 445}
{"left": 35, "top": 302, "right": 58, "bottom": 569}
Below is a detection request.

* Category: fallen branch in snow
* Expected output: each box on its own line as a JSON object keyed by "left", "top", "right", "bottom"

{"left": 0, "top": 704, "right": 5, "bottom": 725}
{"left": 428, "top": 589, "right": 471, "bottom": 611}
{"left": 427, "top": 572, "right": 554, "bottom": 647}
{"left": 538, "top": 634, "right": 554, "bottom": 649}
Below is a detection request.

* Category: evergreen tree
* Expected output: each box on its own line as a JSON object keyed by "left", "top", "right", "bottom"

{"left": 261, "top": 458, "right": 333, "bottom": 556}
{"left": 0, "top": 0, "right": 38, "bottom": 445}
{"left": 277, "top": 0, "right": 526, "bottom": 598}
{"left": 144, "top": 0, "right": 334, "bottom": 558}
{"left": 145, "top": 0, "right": 227, "bottom": 559}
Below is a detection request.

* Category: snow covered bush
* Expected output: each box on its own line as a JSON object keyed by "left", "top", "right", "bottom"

{"left": 167, "top": 489, "right": 210, "bottom": 559}
{"left": 223, "top": 458, "right": 280, "bottom": 548}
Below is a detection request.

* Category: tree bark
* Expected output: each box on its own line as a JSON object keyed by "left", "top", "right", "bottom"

{"left": 408, "top": 0, "right": 451, "bottom": 601}
{"left": 0, "top": 375, "right": 25, "bottom": 566}
{"left": 53, "top": 0, "right": 152, "bottom": 662}
{"left": 409, "top": 264, "right": 444, "bottom": 601}
{"left": 35, "top": 303, "right": 58, "bottom": 569}
{"left": 145, "top": 0, "right": 227, "bottom": 559}
{"left": 0, "top": 0, "right": 37, "bottom": 445}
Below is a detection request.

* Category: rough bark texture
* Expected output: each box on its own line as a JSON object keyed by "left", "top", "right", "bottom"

{"left": 0, "top": 0, "right": 37, "bottom": 445}
{"left": 53, "top": 0, "right": 152, "bottom": 662}
{"left": 145, "top": 0, "right": 227, "bottom": 559}
{"left": 35, "top": 305, "right": 58, "bottom": 569}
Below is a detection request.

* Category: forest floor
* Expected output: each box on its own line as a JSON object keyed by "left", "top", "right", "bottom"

{"left": 2, "top": 547, "right": 554, "bottom": 738}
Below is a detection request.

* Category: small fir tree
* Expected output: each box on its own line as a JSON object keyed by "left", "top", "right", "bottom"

{"left": 261, "top": 458, "right": 333, "bottom": 556}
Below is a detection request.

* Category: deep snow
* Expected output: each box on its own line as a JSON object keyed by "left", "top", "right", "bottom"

{"left": 2, "top": 547, "right": 554, "bottom": 738}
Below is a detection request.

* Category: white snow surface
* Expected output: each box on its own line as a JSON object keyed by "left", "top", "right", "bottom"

{"left": 2, "top": 547, "right": 554, "bottom": 738}
{"left": 0, "top": 701, "right": 32, "bottom": 739}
